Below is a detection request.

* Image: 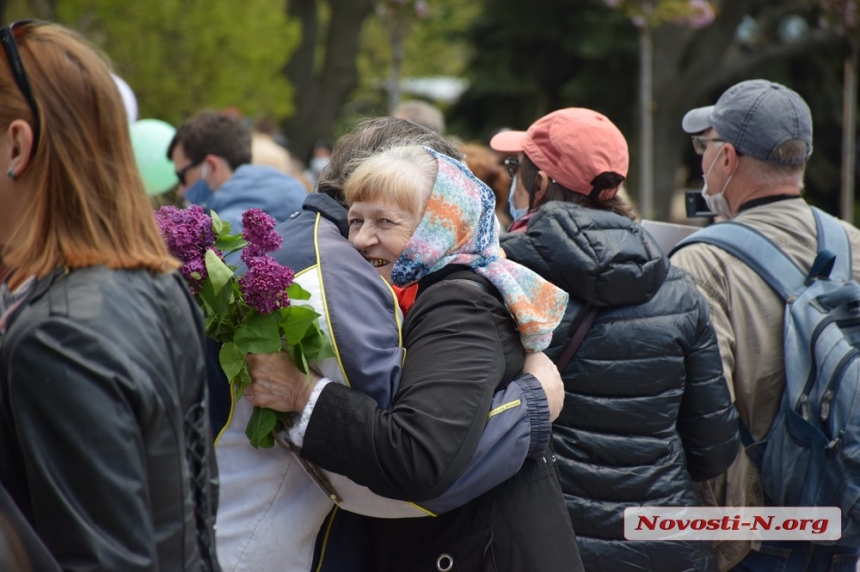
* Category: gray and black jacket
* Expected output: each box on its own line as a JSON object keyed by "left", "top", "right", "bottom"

{"left": 502, "top": 202, "right": 739, "bottom": 572}
{"left": 302, "top": 258, "right": 583, "bottom": 571}
{"left": 0, "top": 267, "right": 219, "bottom": 572}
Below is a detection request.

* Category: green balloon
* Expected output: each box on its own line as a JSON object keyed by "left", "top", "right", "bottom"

{"left": 131, "top": 119, "right": 177, "bottom": 196}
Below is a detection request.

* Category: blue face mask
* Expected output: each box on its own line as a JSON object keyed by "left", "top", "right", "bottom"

{"left": 183, "top": 167, "right": 213, "bottom": 207}
{"left": 508, "top": 175, "right": 528, "bottom": 222}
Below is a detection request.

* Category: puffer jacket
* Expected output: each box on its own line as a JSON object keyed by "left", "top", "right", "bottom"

{"left": 502, "top": 202, "right": 739, "bottom": 572}
{"left": 0, "top": 267, "right": 220, "bottom": 572}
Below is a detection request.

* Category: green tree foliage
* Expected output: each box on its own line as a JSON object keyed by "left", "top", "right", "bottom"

{"left": 606, "top": 0, "right": 714, "bottom": 28}
{"left": 453, "top": 0, "right": 847, "bottom": 221}
{"left": 447, "top": 0, "right": 638, "bottom": 143}
{"left": 347, "top": 0, "right": 482, "bottom": 127}
{"left": 14, "top": 0, "right": 301, "bottom": 125}
{"left": 280, "top": 0, "right": 377, "bottom": 162}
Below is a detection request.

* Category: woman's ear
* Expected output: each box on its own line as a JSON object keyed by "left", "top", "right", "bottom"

{"left": 531, "top": 171, "right": 552, "bottom": 208}
{"left": 5, "top": 119, "right": 34, "bottom": 179}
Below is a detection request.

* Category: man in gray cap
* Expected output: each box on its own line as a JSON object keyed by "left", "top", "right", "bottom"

{"left": 671, "top": 80, "right": 860, "bottom": 570}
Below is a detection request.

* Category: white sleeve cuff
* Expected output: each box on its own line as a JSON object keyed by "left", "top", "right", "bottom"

{"left": 288, "top": 378, "right": 333, "bottom": 448}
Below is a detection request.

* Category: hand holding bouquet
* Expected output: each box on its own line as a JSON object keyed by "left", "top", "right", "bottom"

{"left": 155, "top": 206, "right": 334, "bottom": 448}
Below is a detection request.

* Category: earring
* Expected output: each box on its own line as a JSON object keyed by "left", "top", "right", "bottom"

{"left": 6, "top": 170, "right": 13, "bottom": 180}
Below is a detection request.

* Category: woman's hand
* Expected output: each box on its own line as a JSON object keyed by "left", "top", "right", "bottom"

{"left": 244, "top": 352, "right": 321, "bottom": 413}
{"left": 523, "top": 352, "right": 564, "bottom": 422}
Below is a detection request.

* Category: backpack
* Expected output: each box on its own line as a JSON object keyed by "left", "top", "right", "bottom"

{"left": 672, "top": 207, "right": 860, "bottom": 545}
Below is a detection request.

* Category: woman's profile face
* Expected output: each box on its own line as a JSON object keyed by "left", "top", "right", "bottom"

{"left": 347, "top": 197, "right": 420, "bottom": 282}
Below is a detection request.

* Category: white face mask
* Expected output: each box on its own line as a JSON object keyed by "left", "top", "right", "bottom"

{"left": 508, "top": 175, "right": 528, "bottom": 222}
{"left": 310, "top": 157, "right": 330, "bottom": 175}
{"left": 701, "top": 144, "right": 736, "bottom": 219}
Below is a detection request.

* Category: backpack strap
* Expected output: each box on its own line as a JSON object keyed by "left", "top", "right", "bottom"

{"left": 672, "top": 222, "right": 805, "bottom": 301}
{"left": 812, "top": 207, "right": 852, "bottom": 282}
{"left": 554, "top": 304, "right": 600, "bottom": 372}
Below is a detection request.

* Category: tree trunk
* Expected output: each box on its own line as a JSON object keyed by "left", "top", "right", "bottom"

{"left": 29, "top": 0, "right": 57, "bottom": 19}
{"left": 387, "top": 14, "right": 405, "bottom": 115}
{"left": 841, "top": 39, "right": 858, "bottom": 223}
{"left": 638, "top": 26, "right": 654, "bottom": 220}
{"left": 642, "top": 0, "right": 842, "bottom": 222}
{"left": 282, "top": 0, "right": 319, "bottom": 162}
{"left": 282, "top": 0, "right": 377, "bottom": 164}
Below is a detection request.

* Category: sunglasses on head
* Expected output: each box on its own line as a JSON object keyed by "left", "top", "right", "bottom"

{"left": 504, "top": 157, "right": 519, "bottom": 180}
{"left": 0, "top": 20, "right": 43, "bottom": 158}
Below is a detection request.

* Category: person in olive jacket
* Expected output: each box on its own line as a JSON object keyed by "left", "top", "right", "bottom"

{"left": 492, "top": 108, "right": 740, "bottom": 572}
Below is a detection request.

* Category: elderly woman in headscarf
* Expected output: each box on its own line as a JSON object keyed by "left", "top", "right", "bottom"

{"left": 245, "top": 145, "right": 583, "bottom": 571}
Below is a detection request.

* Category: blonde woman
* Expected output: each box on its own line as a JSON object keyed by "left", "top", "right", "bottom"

{"left": 247, "top": 145, "right": 583, "bottom": 571}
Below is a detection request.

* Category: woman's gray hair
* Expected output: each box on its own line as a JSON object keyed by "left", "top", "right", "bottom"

{"left": 343, "top": 146, "right": 438, "bottom": 218}
{"left": 317, "top": 117, "right": 461, "bottom": 206}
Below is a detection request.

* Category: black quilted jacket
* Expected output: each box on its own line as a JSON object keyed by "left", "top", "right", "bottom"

{"left": 502, "top": 202, "right": 739, "bottom": 572}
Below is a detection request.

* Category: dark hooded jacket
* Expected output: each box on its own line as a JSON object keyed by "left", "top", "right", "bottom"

{"left": 502, "top": 202, "right": 739, "bottom": 572}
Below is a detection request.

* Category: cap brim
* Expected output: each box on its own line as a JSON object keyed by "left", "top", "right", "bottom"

{"left": 681, "top": 106, "right": 715, "bottom": 134}
{"left": 489, "top": 130, "right": 528, "bottom": 153}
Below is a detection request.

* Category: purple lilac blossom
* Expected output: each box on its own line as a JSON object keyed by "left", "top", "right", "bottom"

{"left": 241, "top": 208, "right": 283, "bottom": 262}
{"left": 239, "top": 255, "right": 294, "bottom": 314}
{"left": 155, "top": 205, "right": 217, "bottom": 293}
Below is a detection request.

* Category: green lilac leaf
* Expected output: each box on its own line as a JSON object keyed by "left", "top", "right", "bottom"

{"left": 198, "top": 279, "right": 218, "bottom": 316}
{"left": 301, "top": 323, "right": 336, "bottom": 362}
{"left": 280, "top": 305, "right": 320, "bottom": 345}
{"left": 205, "top": 250, "right": 233, "bottom": 295}
{"left": 246, "top": 406, "right": 277, "bottom": 449}
{"left": 199, "top": 277, "right": 234, "bottom": 324}
{"left": 219, "top": 342, "right": 246, "bottom": 381}
{"left": 215, "top": 234, "right": 248, "bottom": 255}
{"left": 286, "top": 282, "right": 312, "bottom": 301}
{"left": 233, "top": 366, "right": 252, "bottom": 399}
{"left": 234, "top": 312, "right": 282, "bottom": 354}
{"left": 286, "top": 343, "right": 306, "bottom": 374}
{"left": 211, "top": 211, "right": 224, "bottom": 235}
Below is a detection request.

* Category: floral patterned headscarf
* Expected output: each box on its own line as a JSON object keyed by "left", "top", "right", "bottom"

{"left": 391, "top": 147, "right": 568, "bottom": 352}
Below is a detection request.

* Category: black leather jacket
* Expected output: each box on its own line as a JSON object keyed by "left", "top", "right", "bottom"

{"left": 502, "top": 203, "right": 739, "bottom": 572}
{"left": 0, "top": 267, "right": 220, "bottom": 572}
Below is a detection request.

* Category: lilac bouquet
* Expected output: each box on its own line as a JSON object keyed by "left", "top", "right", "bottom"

{"left": 155, "top": 205, "right": 334, "bottom": 448}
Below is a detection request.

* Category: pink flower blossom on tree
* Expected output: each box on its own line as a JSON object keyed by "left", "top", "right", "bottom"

{"left": 684, "top": 0, "right": 715, "bottom": 29}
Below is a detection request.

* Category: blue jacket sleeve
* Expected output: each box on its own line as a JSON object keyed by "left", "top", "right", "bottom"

{"left": 300, "top": 277, "right": 548, "bottom": 509}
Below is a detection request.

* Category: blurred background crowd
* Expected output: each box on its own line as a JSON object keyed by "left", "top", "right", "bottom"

{"left": 1, "top": 0, "right": 857, "bottom": 225}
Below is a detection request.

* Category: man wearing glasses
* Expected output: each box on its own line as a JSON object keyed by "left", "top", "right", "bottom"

{"left": 671, "top": 80, "right": 860, "bottom": 571}
{"left": 167, "top": 111, "right": 307, "bottom": 234}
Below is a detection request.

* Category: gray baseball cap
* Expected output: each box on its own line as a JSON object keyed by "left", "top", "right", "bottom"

{"left": 682, "top": 79, "right": 813, "bottom": 165}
